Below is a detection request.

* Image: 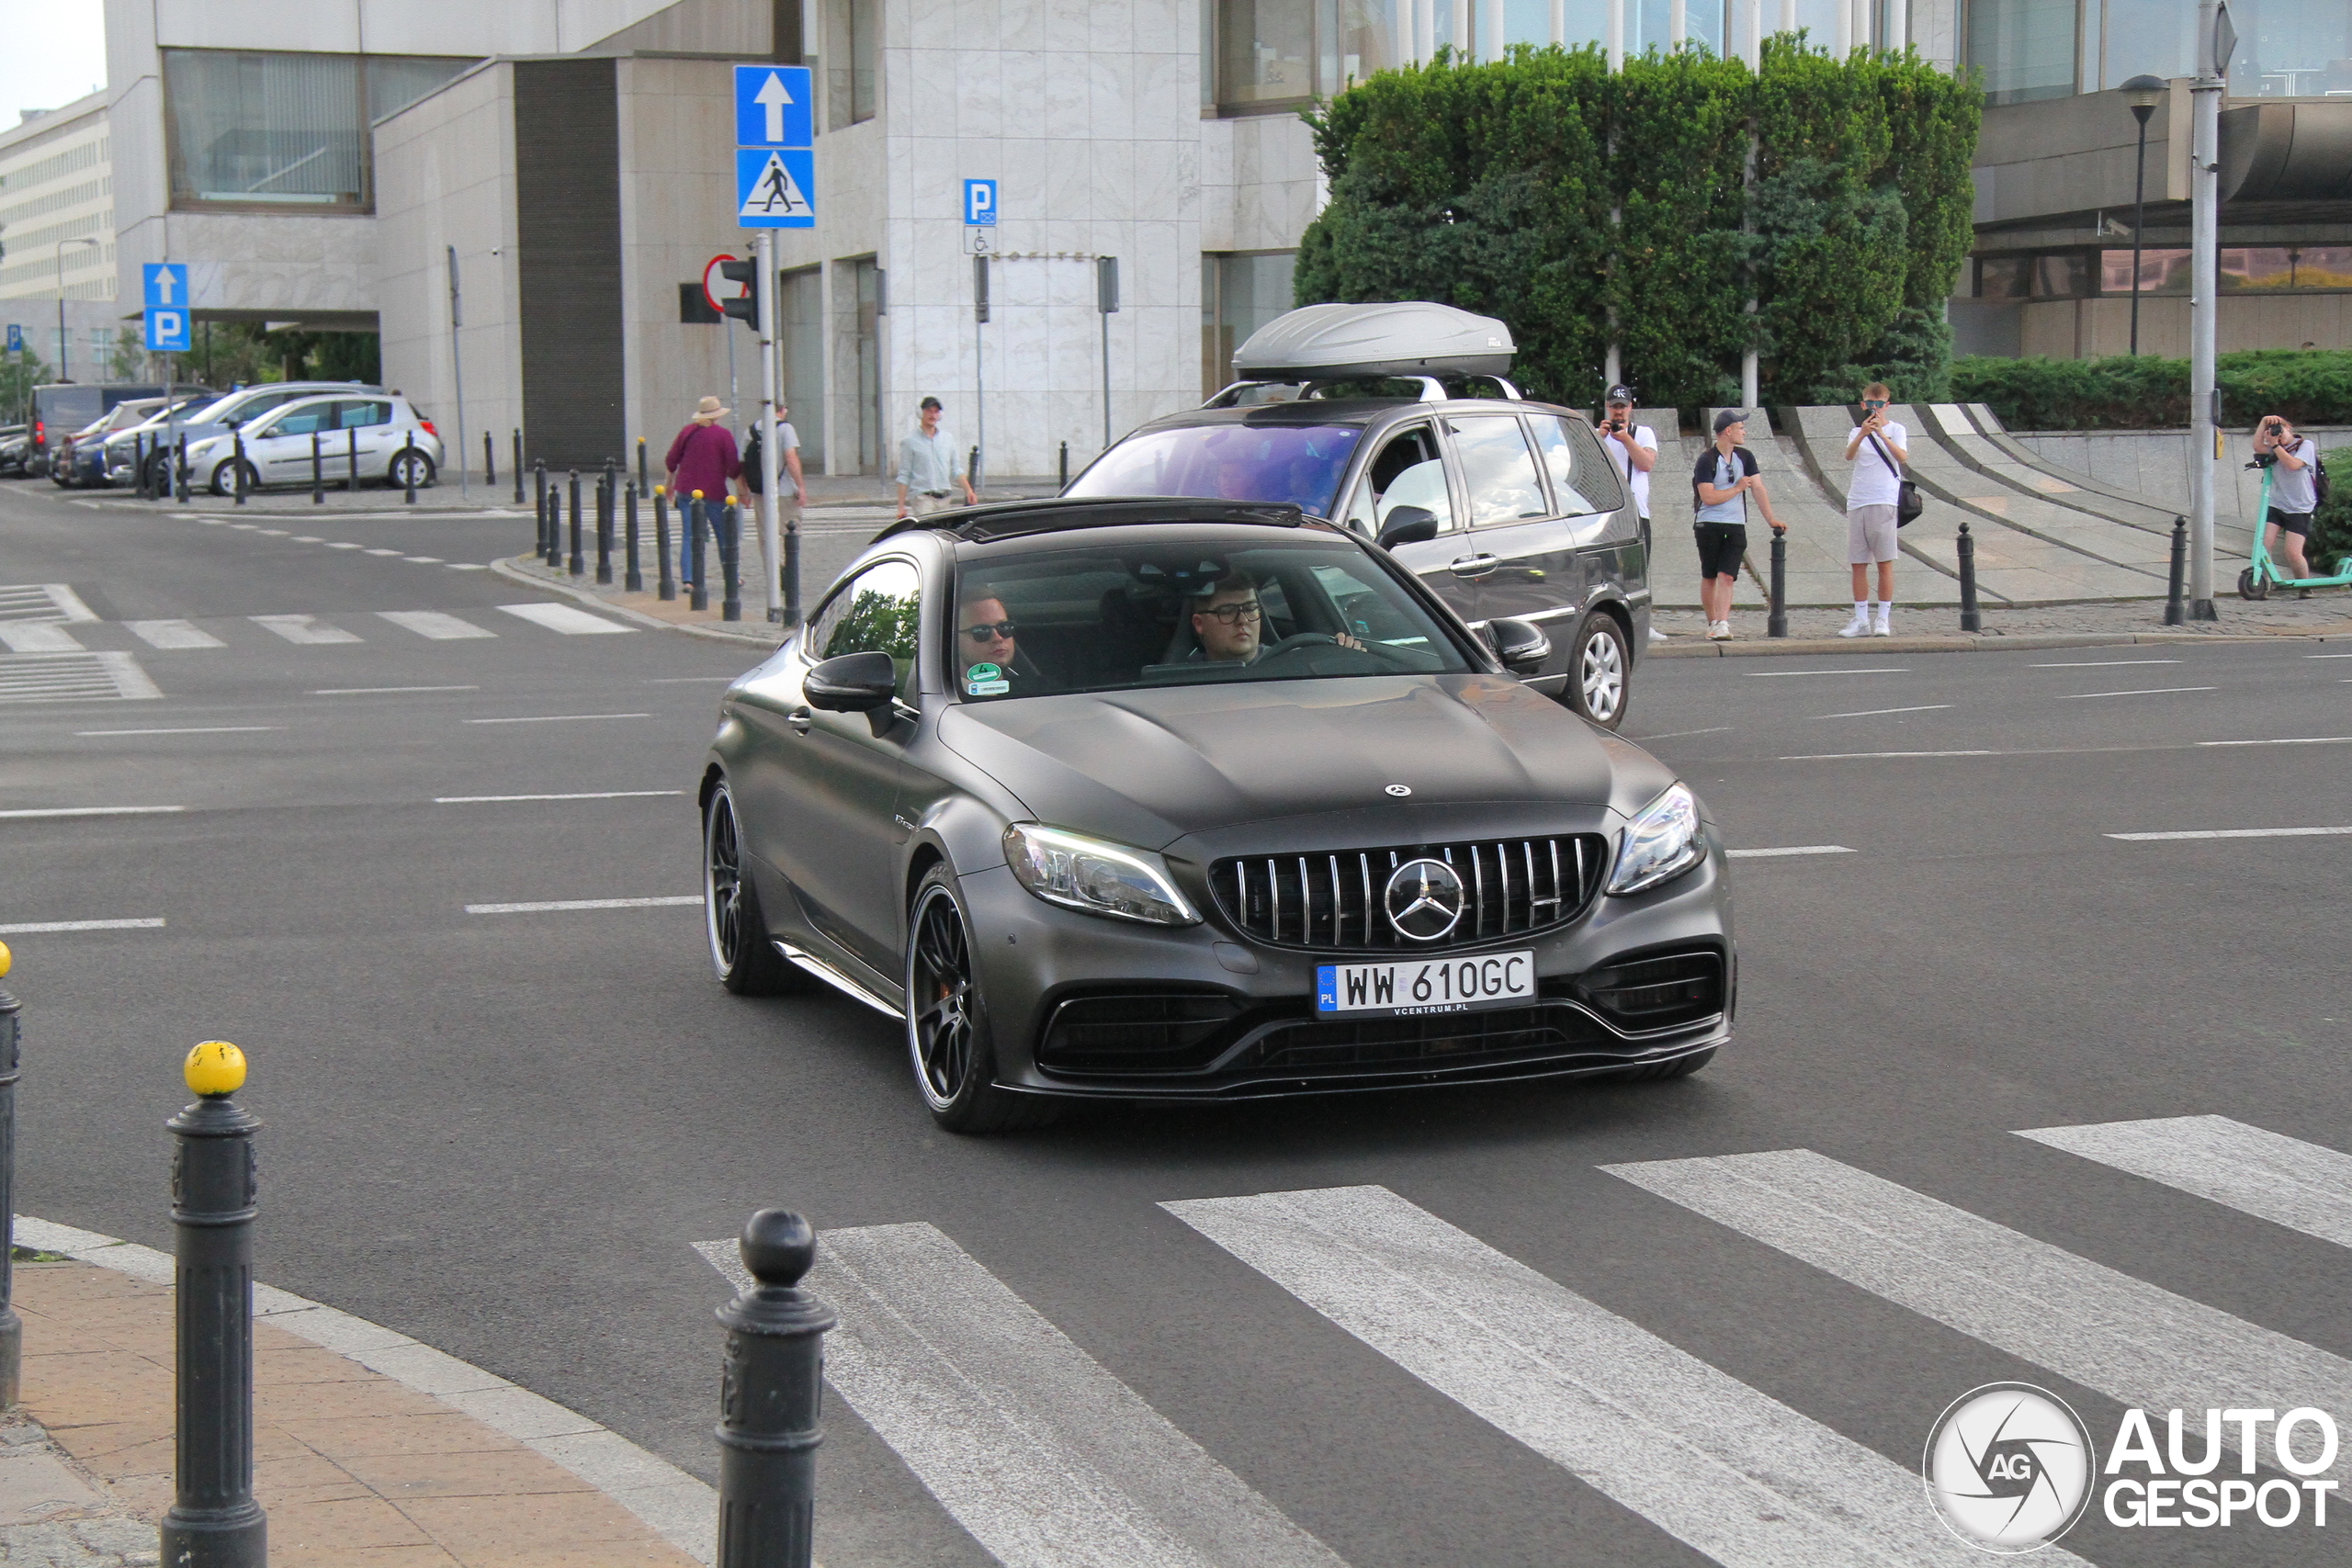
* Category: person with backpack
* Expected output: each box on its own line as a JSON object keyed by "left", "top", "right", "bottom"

{"left": 741, "top": 402, "right": 810, "bottom": 596}
{"left": 2254, "top": 413, "right": 2323, "bottom": 591}
{"left": 1839, "top": 384, "right": 1908, "bottom": 637}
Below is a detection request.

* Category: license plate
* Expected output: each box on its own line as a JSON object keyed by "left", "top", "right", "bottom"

{"left": 1316, "top": 950, "right": 1536, "bottom": 1017}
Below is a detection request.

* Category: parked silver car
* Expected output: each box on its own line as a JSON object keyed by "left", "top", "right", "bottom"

{"left": 114, "top": 379, "right": 385, "bottom": 492}
{"left": 185, "top": 392, "right": 443, "bottom": 494}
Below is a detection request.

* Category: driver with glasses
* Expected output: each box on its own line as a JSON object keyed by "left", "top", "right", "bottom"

{"left": 1189, "top": 572, "right": 1363, "bottom": 664}
{"left": 954, "top": 592, "right": 1048, "bottom": 694}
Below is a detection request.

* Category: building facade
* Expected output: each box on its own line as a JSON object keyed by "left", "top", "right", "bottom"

{"left": 0, "top": 92, "right": 130, "bottom": 380}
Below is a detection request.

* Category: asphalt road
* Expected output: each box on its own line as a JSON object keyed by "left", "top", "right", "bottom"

{"left": 5, "top": 476, "right": 2348, "bottom": 1566}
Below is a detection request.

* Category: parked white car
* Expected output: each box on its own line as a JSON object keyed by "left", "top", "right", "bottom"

{"left": 185, "top": 392, "right": 444, "bottom": 494}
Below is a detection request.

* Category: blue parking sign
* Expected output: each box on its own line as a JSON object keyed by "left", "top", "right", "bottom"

{"left": 144, "top": 307, "right": 190, "bottom": 354}
{"left": 5, "top": 324, "right": 20, "bottom": 353}
{"left": 964, "top": 179, "right": 998, "bottom": 226}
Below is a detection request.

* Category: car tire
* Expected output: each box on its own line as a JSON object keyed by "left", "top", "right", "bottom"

{"left": 207, "top": 459, "right": 258, "bottom": 497}
{"left": 905, "top": 866, "right": 1060, "bottom": 1134}
{"left": 703, "top": 781, "right": 799, "bottom": 996}
{"left": 1608, "top": 1047, "right": 1714, "bottom": 1083}
{"left": 1566, "top": 613, "right": 1631, "bottom": 730}
{"left": 389, "top": 451, "right": 435, "bottom": 491}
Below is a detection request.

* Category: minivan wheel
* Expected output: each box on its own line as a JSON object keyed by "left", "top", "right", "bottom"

{"left": 704, "top": 781, "right": 797, "bottom": 995}
{"left": 905, "top": 868, "right": 1059, "bottom": 1134}
{"left": 1567, "top": 614, "right": 1630, "bottom": 729}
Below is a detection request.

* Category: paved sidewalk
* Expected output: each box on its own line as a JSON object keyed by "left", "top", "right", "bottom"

{"left": 1649, "top": 588, "right": 2352, "bottom": 656}
{"left": 5, "top": 1258, "right": 706, "bottom": 1567}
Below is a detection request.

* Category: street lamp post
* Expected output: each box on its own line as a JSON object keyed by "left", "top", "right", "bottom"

{"left": 54, "top": 237, "right": 100, "bottom": 380}
{"left": 2122, "top": 75, "right": 2165, "bottom": 356}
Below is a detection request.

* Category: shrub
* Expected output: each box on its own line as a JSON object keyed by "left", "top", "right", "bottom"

{"left": 2312, "top": 446, "right": 2352, "bottom": 571}
{"left": 1953, "top": 351, "right": 2352, "bottom": 431}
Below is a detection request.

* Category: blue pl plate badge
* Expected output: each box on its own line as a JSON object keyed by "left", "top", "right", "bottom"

{"left": 1317, "top": 965, "right": 1339, "bottom": 1010}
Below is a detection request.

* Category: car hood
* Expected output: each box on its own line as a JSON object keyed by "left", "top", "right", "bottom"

{"left": 937, "top": 673, "right": 1670, "bottom": 851}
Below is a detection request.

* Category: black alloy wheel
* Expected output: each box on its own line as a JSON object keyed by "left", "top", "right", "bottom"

{"left": 905, "top": 868, "right": 1058, "bottom": 1134}
{"left": 704, "top": 782, "right": 796, "bottom": 994}
{"left": 1567, "top": 613, "right": 1630, "bottom": 729}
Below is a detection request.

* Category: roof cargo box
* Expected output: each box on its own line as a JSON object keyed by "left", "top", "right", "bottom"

{"left": 1232, "top": 302, "right": 1516, "bottom": 381}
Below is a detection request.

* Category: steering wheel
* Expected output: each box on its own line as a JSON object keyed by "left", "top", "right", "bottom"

{"left": 1253, "top": 632, "right": 1421, "bottom": 671}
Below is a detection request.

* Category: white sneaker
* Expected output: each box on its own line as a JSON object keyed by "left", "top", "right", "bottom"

{"left": 1871, "top": 614, "right": 1893, "bottom": 637}
{"left": 1708, "top": 620, "right": 1731, "bottom": 640}
{"left": 1837, "top": 612, "right": 1871, "bottom": 638}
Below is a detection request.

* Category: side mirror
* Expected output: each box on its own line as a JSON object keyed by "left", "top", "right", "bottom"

{"left": 1376, "top": 506, "right": 1440, "bottom": 549}
{"left": 1486, "top": 616, "right": 1552, "bottom": 674}
{"left": 805, "top": 650, "right": 899, "bottom": 712}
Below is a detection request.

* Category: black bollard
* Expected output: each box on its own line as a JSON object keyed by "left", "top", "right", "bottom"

{"left": 636, "top": 435, "right": 648, "bottom": 498}
{"left": 625, "top": 483, "right": 643, "bottom": 592}
{"left": 0, "top": 942, "right": 21, "bottom": 1408}
{"left": 690, "top": 494, "right": 710, "bottom": 613}
{"left": 535, "top": 481, "right": 548, "bottom": 564}
{"left": 346, "top": 427, "right": 358, "bottom": 493}
{"left": 596, "top": 464, "right": 616, "bottom": 585}
{"left": 1957, "top": 519, "right": 1983, "bottom": 633}
{"left": 401, "top": 434, "right": 418, "bottom": 504}
{"left": 176, "top": 434, "right": 190, "bottom": 502}
{"left": 232, "top": 431, "right": 247, "bottom": 505}
{"left": 655, "top": 489, "right": 676, "bottom": 602}
{"left": 548, "top": 488, "right": 565, "bottom": 569}
{"left": 715, "top": 1210, "right": 835, "bottom": 1568}
{"left": 721, "top": 502, "right": 743, "bottom": 622}
{"left": 1767, "top": 526, "right": 1788, "bottom": 638}
{"left": 1058, "top": 440, "right": 1069, "bottom": 491}
{"left": 784, "top": 511, "right": 801, "bottom": 629}
{"left": 484, "top": 430, "right": 496, "bottom": 489}
{"left": 2165, "top": 515, "right": 2188, "bottom": 626}
{"left": 568, "top": 469, "right": 584, "bottom": 576}
{"left": 134, "top": 433, "right": 148, "bottom": 500}
{"left": 160, "top": 1042, "right": 266, "bottom": 1568}
{"left": 311, "top": 433, "right": 323, "bottom": 505}
{"left": 534, "top": 461, "right": 548, "bottom": 560}
{"left": 512, "top": 430, "right": 524, "bottom": 505}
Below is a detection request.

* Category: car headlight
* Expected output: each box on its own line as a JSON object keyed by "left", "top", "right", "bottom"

{"left": 1607, "top": 782, "right": 1705, "bottom": 896}
{"left": 1003, "top": 823, "right": 1199, "bottom": 926}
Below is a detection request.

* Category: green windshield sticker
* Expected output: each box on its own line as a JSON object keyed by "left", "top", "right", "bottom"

{"left": 966, "top": 662, "right": 1001, "bottom": 682}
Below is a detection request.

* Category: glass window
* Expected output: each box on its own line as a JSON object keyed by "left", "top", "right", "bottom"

{"left": 162, "top": 50, "right": 470, "bottom": 211}
{"left": 1343, "top": 423, "right": 1457, "bottom": 535}
{"left": 270, "top": 405, "right": 333, "bottom": 437}
{"left": 2098, "top": 248, "right": 2352, "bottom": 294}
{"left": 336, "top": 400, "right": 392, "bottom": 429}
{"left": 1068, "top": 421, "right": 1362, "bottom": 517}
{"left": 2033, "top": 254, "right": 2094, "bottom": 299}
{"left": 1203, "top": 252, "right": 1297, "bottom": 396}
{"left": 1445, "top": 415, "right": 1548, "bottom": 526}
{"left": 825, "top": 0, "right": 878, "bottom": 129}
{"left": 1967, "top": 0, "right": 2076, "bottom": 105}
{"left": 1215, "top": 1, "right": 1397, "bottom": 113}
{"left": 1977, "top": 255, "right": 2032, "bottom": 299}
{"left": 2227, "top": 0, "right": 2352, "bottom": 97}
{"left": 1527, "top": 416, "right": 1614, "bottom": 517}
{"left": 954, "top": 536, "right": 1471, "bottom": 701}
{"left": 811, "top": 558, "right": 922, "bottom": 698}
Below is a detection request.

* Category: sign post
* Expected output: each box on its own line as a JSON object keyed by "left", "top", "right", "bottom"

{"left": 734, "top": 63, "right": 813, "bottom": 626}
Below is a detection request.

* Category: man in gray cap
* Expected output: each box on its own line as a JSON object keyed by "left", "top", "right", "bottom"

{"left": 1689, "top": 409, "right": 1784, "bottom": 641}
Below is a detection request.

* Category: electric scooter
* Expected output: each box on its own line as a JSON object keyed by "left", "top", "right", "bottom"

{"left": 2236, "top": 462, "right": 2352, "bottom": 600}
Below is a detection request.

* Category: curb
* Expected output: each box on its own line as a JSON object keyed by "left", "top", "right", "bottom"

{"left": 13, "top": 1215, "right": 719, "bottom": 1565}
{"left": 1648, "top": 628, "right": 2347, "bottom": 658}
{"left": 490, "top": 556, "right": 783, "bottom": 648}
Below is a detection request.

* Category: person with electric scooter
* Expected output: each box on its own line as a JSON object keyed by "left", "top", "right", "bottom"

{"left": 2252, "top": 414, "right": 2320, "bottom": 593}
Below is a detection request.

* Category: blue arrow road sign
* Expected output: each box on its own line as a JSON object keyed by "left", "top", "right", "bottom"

{"left": 144, "top": 307, "right": 190, "bottom": 355}
{"left": 964, "top": 179, "right": 998, "bottom": 226}
{"left": 738, "top": 148, "right": 816, "bottom": 228}
{"left": 735, "top": 65, "right": 813, "bottom": 149}
{"left": 143, "top": 263, "right": 189, "bottom": 310}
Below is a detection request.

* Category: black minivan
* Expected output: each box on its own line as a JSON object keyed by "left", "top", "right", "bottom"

{"left": 28, "top": 383, "right": 190, "bottom": 478}
{"left": 1063, "top": 303, "right": 1648, "bottom": 729}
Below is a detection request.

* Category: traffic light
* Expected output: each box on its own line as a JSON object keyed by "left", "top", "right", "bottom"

{"left": 719, "top": 258, "right": 760, "bottom": 324}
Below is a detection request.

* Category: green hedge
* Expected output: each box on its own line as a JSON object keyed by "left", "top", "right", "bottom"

{"left": 1952, "top": 351, "right": 2352, "bottom": 431}
{"left": 1295, "top": 38, "right": 1981, "bottom": 416}
{"left": 2313, "top": 446, "right": 2352, "bottom": 570}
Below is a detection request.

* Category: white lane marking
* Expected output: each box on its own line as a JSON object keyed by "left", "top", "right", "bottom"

{"left": 97, "top": 651, "right": 162, "bottom": 701}
{"left": 1815, "top": 705, "right": 1950, "bottom": 719}
{"left": 435, "top": 791, "right": 682, "bottom": 804}
{"left": 0, "top": 918, "right": 165, "bottom": 935}
{"left": 1781, "top": 750, "right": 1996, "bottom": 761}
{"left": 255, "top": 529, "right": 288, "bottom": 536}
{"left": 252, "top": 615, "right": 362, "bottom": 645}
{"left": 364, "top": 547, "right": 403, "bottom": 557}
{"left": 313, "top": 684, "right": 479, "bottom": 695}
{"left": 1164, "top": 1186, "right": 2018, "bottom": 1568}
{"left": 2108, "top": 825, "right": 2352, "bottom": 841}
{"left": 644, "top": 676, "right": 740, "bottom": 684}
{"left": 126, "top": 619, "right": 226, "bottom": 649}
{"left": 2030, "top": 659, "right": 2181, "bottom": 668}
{"left": 2054, "top": 685, "right": 2217, "bottom": 699}
{"left": 1601, "top": 1148, "right": 2352, "bottom": 1475}
{"left": 446, "top": 563, "right": 490, "bottom": 570}
{"left": 402, "top": 556, "right": 443, "bottom": 563}
{"left": 323, "top": 541, "right": 366, "bottom": 549}
{"left": 463, "top": 713, "right": 650, "bottom": 725}
{"left": 2017, "top": 1116, "right": 2352, "bottom": 1250}
{"left": 1724, "top": 845, "right": 1854, "bottom": 859}
{"left": 464, "top": 896, "right": 699, "bottom": 913}
{"left": 76, "top": 726, "right": 278, "bottom": 737}
{"left": 40, "top": 584, "right": 97, "bottom": 622}
{"left": 495, "top": 602, "right": 635, "bottom": 636}
{"left": 23, "top": 1215, "right": 718, "bottom": 1565}
{"left": 230, "top": 523, "right": 258, "bottom": 530}
{"left": 379, "top": 610, "right": 496, "bottom": 641}
{"left": 0, "top": 806, "right": 184, "bottom": 819}
{"left": 1633, "top": 726, "right": 1735, "bottom": 740}
{"left": 699, "top": 1223, "right": 1351, "bottom": 1568}
{"left": 1744, "top": 668, "right": 1908, "bottom": 677}
{"left": 0, "top": 622, "right": 86, "bottom": 653}
{"left": 2307, "top": 653, "right": 2352, "bottom": 659}
{"left": 290, "top": 536, "right": 324, "bottom": 543}
{"left": 2198, "top": 737, "right": 2352, "bottom": 747}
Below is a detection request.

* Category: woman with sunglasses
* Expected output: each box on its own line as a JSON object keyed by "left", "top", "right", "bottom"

{"left": 1839, "top": 384, "right": 1908, "bottom": 637}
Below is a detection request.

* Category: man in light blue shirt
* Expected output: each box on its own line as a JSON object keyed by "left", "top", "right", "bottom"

{"left": 895, "top": 396, "right": 978, "bottom": 518}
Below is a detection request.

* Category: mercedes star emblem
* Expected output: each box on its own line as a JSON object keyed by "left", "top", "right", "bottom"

{"left": 1384, "top": 858, "right": 1466, "bottom": 942}
{"left": 1385, "top": 784, "right": 1412, "bottom": 797}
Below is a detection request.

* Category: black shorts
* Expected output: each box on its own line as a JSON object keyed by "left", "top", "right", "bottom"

{"left": 1694, "top": 521, "right": 1747, "bottom": 579}
{"left": 2268, "top": 507, "right": 2313, "bottom": 536}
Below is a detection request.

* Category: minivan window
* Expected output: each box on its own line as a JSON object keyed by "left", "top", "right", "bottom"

{"left": 1446, "top": 415, "right": 1549, "bottom": 525}
{"left": 1528, "top": 415, "right": 1617, "bottom": 517}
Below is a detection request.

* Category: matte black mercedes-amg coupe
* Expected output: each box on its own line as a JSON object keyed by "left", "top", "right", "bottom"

{"left": 701, "top": 498, "right": 1733, "bottom": 1132}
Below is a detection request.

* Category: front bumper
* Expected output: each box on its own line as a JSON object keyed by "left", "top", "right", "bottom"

{"left": 961, "top": 842, "right": 1734, "bottom": 1101}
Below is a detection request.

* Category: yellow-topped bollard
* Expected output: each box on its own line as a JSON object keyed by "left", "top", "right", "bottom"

{"left": 0, "top": 938, "right": 12, "bottom": 978}
{"left": 184, "top": 1040, "right": 246, "bottom": 1098}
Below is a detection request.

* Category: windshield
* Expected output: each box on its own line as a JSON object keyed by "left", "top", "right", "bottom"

{"left": 1065, "top": 423, "right": 1361, "bottom": 517}
{"left": 948, "top": 536, "right": 1472, "bottom": 702}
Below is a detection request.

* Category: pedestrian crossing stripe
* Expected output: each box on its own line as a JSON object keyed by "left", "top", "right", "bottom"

{"left": 2018, "top": 1113, "right": 2352, "bottom": 1250}
{"left": 17, "top": 606, "right": 637, "bottom": 651}
{"left": 0, "top": 652, "right": 161, "bottom": 705}
{"left": 0, "top": 583, "right": 97, "bottom": 623}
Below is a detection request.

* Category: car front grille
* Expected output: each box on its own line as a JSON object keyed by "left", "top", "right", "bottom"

{"left": 1208, "top": 835, "right": 1608, "bottom": 952}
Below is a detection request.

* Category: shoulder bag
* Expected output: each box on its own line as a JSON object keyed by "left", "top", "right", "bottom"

{"left": 1866, "top": 430, "right": 1923, "bottom": 527}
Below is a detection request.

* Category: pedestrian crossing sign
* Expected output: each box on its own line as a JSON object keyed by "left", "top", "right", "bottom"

{"left": 737, "top": 148, "right": 816, "bottom": 229}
